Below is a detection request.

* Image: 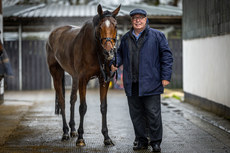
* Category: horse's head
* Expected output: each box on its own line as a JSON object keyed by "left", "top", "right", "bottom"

{"left": 97, "top": 4, "right": 120, "bottom": 61}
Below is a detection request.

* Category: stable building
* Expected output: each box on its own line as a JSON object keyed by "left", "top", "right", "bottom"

{"left": 2, "top": 3, "right": 182, "bottom": 90}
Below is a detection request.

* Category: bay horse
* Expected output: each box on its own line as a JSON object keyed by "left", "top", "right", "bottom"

{"left": 46, "top": 4, "right": 120, "bottom": 146}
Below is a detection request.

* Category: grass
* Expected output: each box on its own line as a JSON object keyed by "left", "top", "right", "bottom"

{"left": 162, "top": 88, "right": 184, "bottom": 101}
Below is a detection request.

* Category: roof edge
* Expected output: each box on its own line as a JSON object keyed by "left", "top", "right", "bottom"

{"left": 13, "top": 4, "right": 46, "bottom": 16}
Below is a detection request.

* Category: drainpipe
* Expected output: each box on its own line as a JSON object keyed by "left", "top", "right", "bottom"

{"left": 18, "top": 24, "right": 22, "bottom": 91}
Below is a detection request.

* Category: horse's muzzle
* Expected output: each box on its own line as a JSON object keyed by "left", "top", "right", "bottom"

{"left": 103, "top": 49, "right": 114, "bottom": 61}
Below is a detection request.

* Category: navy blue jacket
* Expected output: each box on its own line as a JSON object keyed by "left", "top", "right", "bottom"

{"left": 116, "top": 25, "right": 173, "bottom": 96}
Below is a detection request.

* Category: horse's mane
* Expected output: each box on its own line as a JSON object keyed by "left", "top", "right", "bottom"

{"left": 93, "top": 15, "right": 100, "bottom": 27}
{"left": 92, "top": 10, "right": 113, "bottom": 27}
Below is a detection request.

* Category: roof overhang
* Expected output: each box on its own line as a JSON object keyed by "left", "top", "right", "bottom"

{"left": 3, "top": 4, "right": 182, "bottom": 32}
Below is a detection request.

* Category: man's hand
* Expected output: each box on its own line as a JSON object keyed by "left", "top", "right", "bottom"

{"left": 111, "top": 64, "right": 118, "bottom": 73}
{"left": 162, "top": 80, "right": 170, "bottom": 87}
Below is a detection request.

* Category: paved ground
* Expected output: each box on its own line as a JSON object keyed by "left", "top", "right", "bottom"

{"left": 0, "top": 89, "right": 230, "bottom": 153}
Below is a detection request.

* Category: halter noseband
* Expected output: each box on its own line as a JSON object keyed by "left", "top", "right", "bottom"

{"left": 100, "top": 37, "right": 116, "bottom": 46}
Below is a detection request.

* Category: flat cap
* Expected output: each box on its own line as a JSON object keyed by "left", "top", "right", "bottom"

{"left": 130, "top": 9, "right": 147, "bottom": 17}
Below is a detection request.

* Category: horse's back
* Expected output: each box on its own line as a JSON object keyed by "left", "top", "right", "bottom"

{"left": 46, "top": 25, "right": 81, "bottom": 75}
{"left": 47, "top": 25, "right": 81, "bottom": 51}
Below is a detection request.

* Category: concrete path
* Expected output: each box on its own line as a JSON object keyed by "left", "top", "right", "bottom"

{"left": 0, "top": 89, "right": 229, "bottom": 153}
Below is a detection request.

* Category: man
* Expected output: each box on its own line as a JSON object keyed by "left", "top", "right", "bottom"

{"left": 111, "top": 8, "right": 173, "bottom": 152}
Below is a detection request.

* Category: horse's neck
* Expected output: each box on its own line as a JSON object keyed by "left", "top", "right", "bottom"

{"left": 75, "top": 22, "right": 107, "bottom": 67}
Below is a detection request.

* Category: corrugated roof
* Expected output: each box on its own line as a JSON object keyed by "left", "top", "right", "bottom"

{"left": 119, "top": 4, "right": 182, "bottom": 16}
{"left": 2, "top": 0, "right": 21, "bottom": 7}
{"left": 3, "top": 3, "right": 182, "bottom": 18}
{"left": 3, "top": 4, "right": 45, "bottom": 17}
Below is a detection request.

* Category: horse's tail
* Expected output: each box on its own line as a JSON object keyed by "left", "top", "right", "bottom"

{"left": 55, "top": 74, "right": 65, "bottom": 115}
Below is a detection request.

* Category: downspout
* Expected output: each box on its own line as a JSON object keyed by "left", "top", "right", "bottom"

{"left": 18, "top": 24, "right": 22, "bottom": 91}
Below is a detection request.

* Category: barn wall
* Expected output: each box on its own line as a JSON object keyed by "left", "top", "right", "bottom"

{"left": 183, "top": 34, "right": 230, "bottom": 108}
{"left": 183, "top": 0, "right": 230, "bottom": 40}
{"left": 183, "top": 0, "right": 230, "bottom": 118}
{"left": 4, "top": 40, "right": 51, "bottom": 90}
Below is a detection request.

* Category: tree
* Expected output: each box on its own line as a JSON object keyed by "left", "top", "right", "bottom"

{"left": 143, "top": 0, "right": 160, "bottom": 5}
{"left": 168, "top": 0, "right": 180, "bottom": 7}
{"left": 143, "top": 0, "right": 181, "bottom": 7}
{"left": 76, "top": 0, "right": 80, "bottom": 5}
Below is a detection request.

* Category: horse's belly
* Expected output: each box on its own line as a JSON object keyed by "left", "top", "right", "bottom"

{"left": 54, "top": 53, "right": 75, "bottom": 75}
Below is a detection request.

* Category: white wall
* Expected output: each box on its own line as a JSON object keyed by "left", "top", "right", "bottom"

{"left": 183, "top": 34, "right": 230, "bottom": 108}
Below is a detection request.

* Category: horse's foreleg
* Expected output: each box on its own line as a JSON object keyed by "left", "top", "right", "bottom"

{"left": 100, "top": 81, "right": 114, "bottom": 146}
{"left": 69, "top": 78, "right": 78, "bottom": 137}
{"left": 76, "top": 79, "right": 88, "bottom": 146}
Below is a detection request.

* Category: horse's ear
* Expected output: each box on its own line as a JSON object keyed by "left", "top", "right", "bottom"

{"left": 112, "top": 4, "right": 121, "bottom": 18}
{"left": 97, "top": 4, "right": 103, "bottom": 16}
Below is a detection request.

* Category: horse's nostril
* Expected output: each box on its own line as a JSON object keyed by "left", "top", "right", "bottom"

{"left": 104, "top": 47, "right": 112, "bottom": 52}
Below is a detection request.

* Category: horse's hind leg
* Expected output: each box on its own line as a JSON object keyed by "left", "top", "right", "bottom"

{"left": 55, "top": 76, "right": 65, "bottom": 114}
{"left": 99, "top": 79, "right": 114, "bottom": 146}
{"left": 76, "top": 79, "right": 88, "bottom": 146}
{"left": 49, "top": 64, "right": 70, "bottom": 141}
{"left": 69, "top": 78, "right": 78, "bottom": 137}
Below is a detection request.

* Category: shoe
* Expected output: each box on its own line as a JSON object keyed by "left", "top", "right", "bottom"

{"left": 133, "top": 142, "right": 148, "bottom": 150}
{"left": 151, "top": 144, "right": 161, "bottom": 152}
{"left": 133, "top": 140, "right": 138, "bottom": 146}
{"left": 133, "top": 137, "right": 138, "bottom": 146}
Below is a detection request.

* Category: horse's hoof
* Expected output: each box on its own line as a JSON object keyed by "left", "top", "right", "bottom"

{"left": 76, "top": 139, "right": 86, "bottom": 146}
{"left": 104, "top": 139, "right": 114, "bottom": 146}
{"left": 70, "top": 131, "right": 78, "bottom": 137}
{"left": 61, "top": 134, "right": 70, "bottom": 141}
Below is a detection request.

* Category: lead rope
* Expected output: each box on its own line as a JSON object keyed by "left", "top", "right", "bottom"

{"left": 95, "top": 30, "right": 108, "bottom": 83}
{"left": 97, "top": 51, "right": 109, "bottom": 83}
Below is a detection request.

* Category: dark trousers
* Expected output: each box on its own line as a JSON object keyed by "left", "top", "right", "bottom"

{"left": 127, "top": 83, "right": 162, "bottom": 145}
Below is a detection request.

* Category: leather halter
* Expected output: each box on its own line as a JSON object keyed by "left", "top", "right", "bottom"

{"left": 100, "top": 37, "right": 116, "bottom": 46}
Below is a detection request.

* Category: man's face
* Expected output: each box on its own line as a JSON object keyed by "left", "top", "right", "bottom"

{"left": 131, "top": 14, "right": 147, "bottom": 31}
